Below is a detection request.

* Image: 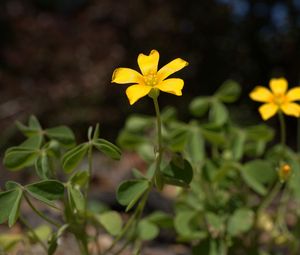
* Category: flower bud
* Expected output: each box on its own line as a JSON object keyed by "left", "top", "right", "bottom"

{"left": 278, "top": 163, "right": 292, "bottom": 183}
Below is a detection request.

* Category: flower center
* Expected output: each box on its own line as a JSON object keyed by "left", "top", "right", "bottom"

{"left": 272, "top": 93, "right": 287, "bottom": 106}
{"left": 144, "top": 72, "right": 158, "bottom": 87}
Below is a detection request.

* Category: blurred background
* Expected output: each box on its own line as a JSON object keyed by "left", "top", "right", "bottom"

{"left": 1, "top": 0, "right": 300, "bottom": 148}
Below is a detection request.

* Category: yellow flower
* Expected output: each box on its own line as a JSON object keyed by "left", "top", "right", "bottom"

{"left": 250, "top": 78, "right": 300, "bottom": 120}
{"left": 111, "top": 50, "right": 188, "bottom": 105}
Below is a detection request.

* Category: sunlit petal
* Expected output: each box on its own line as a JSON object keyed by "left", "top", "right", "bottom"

{"left": 258, "top": 103, "right": 278, "bottom": 120}
{"left": 281, "top": 102, "right": 300, "bottom": 117}
{"left": 286, "top": 87, "right": 300, "bottom": 101}
{"left": 125, "top": 85, "right": 152, "bottom": 105}
{"left": 137, "top": 50, "right": 160, "bottom": 75}
{"left": 112, "top": 68, "right": 142, "bottom": 84}
{"left": 269, "top": 78, "right": 288, "bottom": 95}
{"left": 155, "top": 78, "right": 184, "bottom": 96}
{"left": 249, "top": 86, "right": 273, "bottom": 102}
{"left": 157, "top": 58, "right": 188, "bottom": 81}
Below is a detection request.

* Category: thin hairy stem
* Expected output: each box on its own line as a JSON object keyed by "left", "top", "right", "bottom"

{"left": 103, "top": 97, "right": 164, "bottom": 255}
{"left": 24, "top": 193, "right": 60, "bottom": 228}
{"left": 20, "top": 216, "right": 48, "bottom": 253}
{"left": 278, "top": 111, "right": 286, "bottom": 149}
{"left": 258, "top": 181, "right": 282, "bottom": 215}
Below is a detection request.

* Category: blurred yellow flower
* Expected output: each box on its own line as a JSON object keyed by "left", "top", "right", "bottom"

{"left": 250, "top": 78, "right": 300, "bottom": 120}
{"left": 112, "top": 50, "right": 188, "bottom": 105}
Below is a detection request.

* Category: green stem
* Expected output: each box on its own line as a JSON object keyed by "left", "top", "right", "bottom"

{"left": 276, "top": 185, "right": 290, "bottom": 232}
{"left": 113, "top": 239, "right": 132, "bottom": 255}
{"left": 152, "top": 97, "right": 164, "bottom": 189}
{"left": 257, "top": 181, "right": 282, "bottom": 215}
{"left": 220, "top": 237, "right": 228, "bottom": 255}
{"left": 88, "top": 145, "right": 93, "bottom": 183}
{"left": 278, "top": 111, "right": 286, "bottom": 148}
{"left": 24, "top": 193, "right": 60, "bottom": 228}
{"left": 153, "top": 97, "right": 163, "bottom": 172}
{"left": 133, "top": 240, "right": 142, "bottom": 255}
{"left": 103, "top": 189, "right": 150, "bottom": 255}
{"left": 103, "top": 211, "right": 137, "bottom": 254}
{"left": 85, "top": 144, "right": 93, "bottom": 202}
{"left": 95, "top": 229, "right": 102, "bottom": 255}
{"left": 76, "top": 236, "right": 89, "bottom": 255}
{"left": 298, "top": 118, "right": 300, "bottom": 152}
{"left": 79, "top": 145, "right": 93, "bottom": 255}
{"left": 20, "top": 216, "right": 48, "bottom": 253}
{"left": 103, "top": 97, "right": 163, "bottom": 255}
{"left": 84, "top": 144, "right": 93, "bottom": 212}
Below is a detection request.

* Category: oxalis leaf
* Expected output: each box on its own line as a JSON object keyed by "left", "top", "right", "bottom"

{"left": 117, "top": 130, "right": 147, "bottom": 149}
{"left": 214, "top": 80, "right": 241, "bottom": 103}
{"left": 200, "top": 128, "right": 225, "bottom": 146}
{"left": 20, "top": 135, "right": 43, "bottom": 149}
{"left": 95, "top": 211, "right": 123, "bottom": 236}
{"left": 137, "top": 219, "right": 159, "bottom": 241}
{"left": 117, "top": 179, "right": 150, "bottom": 212}
{"left": 45, "top": 126, "right": 75, "bottom": 146}
{"left": 184, "top": 126, "right": 205, "bottom": 165}
{"left": 93, "top": 138, "right": 121, "bottom": 160}
{"left": 0, "top": 188, "right": 23, "bottom": 227}
{"left": 16, "top": 115, "right": 42, "bottom": 137}
{"left": 27, "top": 224, "right": 52, "bottom": 243}
{"left": 227, "top": 208, "right": 254, "bottom": 236}
{"left": 35, "top": 153, "right": 51, "bottom": 179}
{"left": 5, "top": 181, "right": 20, "bottom": 190}
{"left": 209, "top": 101, "right": 228, "bottom": 125}
{"left": 62, "top": 143, "right": 89, "bottom": 173}
{"left": 161, "top": 158, "right": 193, "bottom": 187}
{"left": 189, "top": 96, "right": 211, "bottom": 117}
{"left": 4, "top": 147, "right": 38, "bottom": 171}
{"left": 25, "top": 180, "right": 64, "bottom": 207}
{"left": 0, "top": 233, "right": 23, "bottom": 252}
{"left": 67, "top": 184, "right": 85, "bottom": 214}
{"left": 174, "top": 211, "right": 205, "bottom": 241}
{"left": 70, "top": 170, "right": 89, "bottom": 188}
{"left": 28, "top": 115, "right": 42, "bottom": 130}
{"left": 125, "top": 114, "right": 153, "bottom": 132}
{"left": 241, "top": 160, "right": 276, "bottom": 195}
{"left": 167, "top": 127, "right": 189, "bottom": 152}
{"left": 145, "top": 211, "right": 173, "bottom": 228}
{"left": 16, "top": 121, "right": 39, "bottom": 137}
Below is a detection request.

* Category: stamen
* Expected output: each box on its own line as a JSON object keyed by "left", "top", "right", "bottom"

{"left": 144, "top": 72, "right": 158, "bottom": 86}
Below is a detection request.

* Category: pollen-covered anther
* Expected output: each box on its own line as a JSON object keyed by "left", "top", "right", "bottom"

{"left": 144, "top": 73, "right": 158, "bottom": 86}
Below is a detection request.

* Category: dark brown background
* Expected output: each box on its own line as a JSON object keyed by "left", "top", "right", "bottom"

{"left": 1, "top": 0, "right": 300, "bottom": 149}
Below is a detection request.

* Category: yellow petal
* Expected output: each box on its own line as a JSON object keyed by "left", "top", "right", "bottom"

{"left": 112, "top": 68, "right": 142, "bottom": 84}
{"left": 249, "top": 86, "right": 273, "bottom": 102}
{"left": 281, "top": 102, "right": 300, "bottom": 117}
{"left": 269, "top": 78, "right": 288, "bottom": 95}
{"left": 157, "top": 58, "right": 188, "bottom": 81}
{"left": 125, "top": 85, "right": 152, "bottom": 105}
{"left": 137, "top": 50, "right": 159, "bottom": 75}
{"left": 258, "top": 103, "right": 278, "bottom": 120}
{"left": 155, "top": 78, "right": 184, "bottom": 96}
{"left": 286, "top": 87, "right": 300, "bottom": 101}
